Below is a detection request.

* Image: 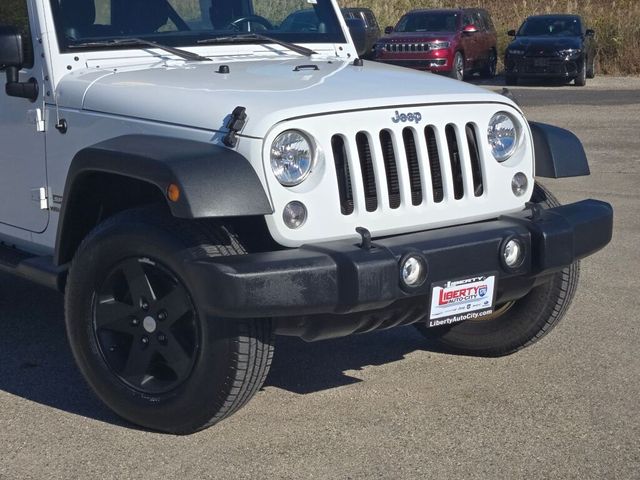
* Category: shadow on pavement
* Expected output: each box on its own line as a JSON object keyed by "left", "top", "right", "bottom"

{"left": 0, "top": 272, "right": 437, "bottom": 427}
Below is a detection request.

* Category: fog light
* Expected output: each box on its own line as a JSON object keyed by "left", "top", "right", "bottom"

{"left": 401, "top": 255, "right": 427, "bottom": 287}
{"left": 512, "top": 172, "right": 528, "bottom": 197}
{"left": 503, "top": 238, "right": 524, "bottom": 268}
{"left": 283, "top": 201, "right": 307, "bottom": 229}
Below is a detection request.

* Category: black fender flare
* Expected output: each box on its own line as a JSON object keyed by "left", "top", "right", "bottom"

{"left": 55, "top": 135, "right": 273, "bottom": 265}
{"left": 529, "top": 121, "right": 590, "bottom": 178}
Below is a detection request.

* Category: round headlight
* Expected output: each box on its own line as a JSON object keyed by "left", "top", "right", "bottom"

{"left": 270, "top": 130, "right": 314, "bottom": 187}
{"left": 488, "top": 112, "right": 519, "bottom": 162}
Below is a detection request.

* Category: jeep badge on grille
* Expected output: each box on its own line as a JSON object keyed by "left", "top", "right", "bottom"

{"left": 391, "top": 110, "right": 423, "bottom": 124}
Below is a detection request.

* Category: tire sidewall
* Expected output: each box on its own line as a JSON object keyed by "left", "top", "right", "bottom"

{"left": 66, "top": 218, "right": 237, "bottom": 433}
{"left": 450, "top": 52, "right": 464, "bottom": 81}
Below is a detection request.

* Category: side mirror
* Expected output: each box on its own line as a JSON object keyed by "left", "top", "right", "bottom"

{"left": 585, "top": 29, "right": 595, "bottom": 37}
{"left": 507, "top": 29, "right": 516, "bottom": 37}
{"left": 463, "top": 25, "right": 478, "bottom": 35}
{"left": 384, "top": 26, "right": 394, "bottom": 35}
{"left": 346, "top": 18, "right": 367, "bottom": 57}
{"left": 0, "top": 25, "right": 38, "bottom": 101}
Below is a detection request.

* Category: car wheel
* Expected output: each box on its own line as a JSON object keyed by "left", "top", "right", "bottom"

{"left": 449, "top": 52, "right": 464, "bottom": 81}
{"left": 65, "top": 207, "right": 274, "bottom": 434}
{"left": 415, "top": 183, "right": 580, "bottom": 357}
{"left": 480, "top": 50, "right": 497, "bottom": 78}
{"left": 575, "top": 58, "right": 587, "bottom": 86}
{"left": 586, "top": 56, "right": 596, "bottom": 79}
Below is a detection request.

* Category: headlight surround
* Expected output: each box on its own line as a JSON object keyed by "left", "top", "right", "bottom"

{"left": 558, "top": 48, "right": 581, "bottom": 58}
{"left": 488, "top": 112, "right": 519, "bottom": 162}
{"left": 270, "top": 130, "right": 315, "bottom": 187}
{"left": 427, "top": 41, "right": 450, "bottom": 50}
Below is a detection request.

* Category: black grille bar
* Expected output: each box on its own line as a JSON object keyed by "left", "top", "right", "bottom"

{"left": 356, "top": 132, "right": 378, "bottom": 212}
{"left": 425, "top": 126, "right": 444, "bottom": 203}
{"left": 380, "top": 130, "right": 401, "bottom": 209}
{"left": 445, "top": 125, "right": 464, "bottom": 200}
{"left": 331, "top": 135, "right": 354, "bottom": 215}
{"left": 465, "top": 124, "right": 484, "bottom": 197}
{"left": 403, "top": 128, "right": 422, "bottom": 206}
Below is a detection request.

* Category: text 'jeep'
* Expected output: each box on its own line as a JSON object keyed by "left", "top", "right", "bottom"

{"left": 0, "top": 0, "right": 612, "bottom": 433}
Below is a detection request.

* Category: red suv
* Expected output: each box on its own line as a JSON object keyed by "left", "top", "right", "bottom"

{"left": 373, "top": 8, "right": 498, "bottom": 81}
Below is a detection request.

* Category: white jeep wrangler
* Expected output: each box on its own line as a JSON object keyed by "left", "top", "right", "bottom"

{"left": 0, "top": 0, "right": 612, "bottom": 434}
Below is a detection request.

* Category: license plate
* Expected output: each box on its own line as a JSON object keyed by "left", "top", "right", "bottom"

{"left": 426, "top": 274, "right": 497, "bottom": 328}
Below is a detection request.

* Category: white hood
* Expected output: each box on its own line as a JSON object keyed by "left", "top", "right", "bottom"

{"left": 56, "top": 56, "right": 513, "bottom": 138}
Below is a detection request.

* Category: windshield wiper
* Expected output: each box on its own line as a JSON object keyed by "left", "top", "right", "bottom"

{"left": 68, "top": 38, "right": 211, "bottom": 62}
{"left": 197, "top": 33, "right": 316, "bottom": 57}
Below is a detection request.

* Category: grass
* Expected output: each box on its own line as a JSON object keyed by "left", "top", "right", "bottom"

{"left": 338, "top": 0, "right": 640, "bottom": 75}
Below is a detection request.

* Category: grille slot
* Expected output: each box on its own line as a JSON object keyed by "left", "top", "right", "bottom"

{"left": 465, "top": 124, "right": 484, "bottom": 197}
{"left": 445, "top": 125, "right": 464, "bottom": 200}
{"left": 356, "top": 132, "right": 378, "bottom": 212}
{"left": 380, "top": 130, "right": 401, "bottom": 209}
{"left": 402, "top": 128, "right": 422, "bottom": 206}
{"left": 425, "top": 126, "right": 444, "bottom": 203}
{"left": 331, "top": 135, "right": 354, "bottom": 215}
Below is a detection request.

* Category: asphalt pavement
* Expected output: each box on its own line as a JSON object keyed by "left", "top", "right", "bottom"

{"left": 1, "top": 76, "right": 639, "bottom": 480}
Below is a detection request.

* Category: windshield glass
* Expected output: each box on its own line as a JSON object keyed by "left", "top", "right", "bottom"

{"left": 50, "top": 0, "right": 345, "bottom": 52}
{"left": 395, "top": 12, "right": 459, "bottom": 33}
{"left": 518, "top": 17, "right": 581, "bottom": 36}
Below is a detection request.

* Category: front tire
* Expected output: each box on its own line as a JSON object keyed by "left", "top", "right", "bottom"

{"left": 449, "top": 52, "right": 465, "bottom": 81}
{"left": 574, "top": 58, "right": 587, "bottom": 86}
{"left": 65, "top": 208, "right": 274, "bottom": 434}
{"left": 415, "top": 184, "right": 580, "bottom": 357}
{"left": 586, "top": 56, "right": 596, "bottom": 79}
{"left": 480, "top": 50, "right": 497, "bottom": 78}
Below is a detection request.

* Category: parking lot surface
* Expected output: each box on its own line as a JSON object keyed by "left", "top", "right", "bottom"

{"left": 1, "top": 76, "right": 639, "bottom": 480}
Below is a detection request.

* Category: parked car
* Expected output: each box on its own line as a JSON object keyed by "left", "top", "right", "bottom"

{"left": 504, "top": 14, "right": 596, "bottom": 86}
{"left": 341, "top": 7, "right": 380, "bottom": 59}
{"left": 373, "top": 8, "right": 498, "bottom": 81}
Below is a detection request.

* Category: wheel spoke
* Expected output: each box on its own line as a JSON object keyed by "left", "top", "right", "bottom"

{"left": 121, "top": 259, "right": 156, "bottom": 303}
{"left": 155, "top": 288, "right": 192, "bottom": 327}
{"left": 95, "top": 298, "right": 137, "bottom": 332}
{"left": 160, "top": 334, "right": 192, "bottom": 374}
{"left": 121, "top": 343, "right": 155, "bottom": 386}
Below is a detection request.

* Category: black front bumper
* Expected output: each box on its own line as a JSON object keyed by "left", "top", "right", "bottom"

{"left": 505, "top": 56, "right": 582, "bottom": 78}
{"left": 186, "top": 200, "right": 612, "bottom": 319}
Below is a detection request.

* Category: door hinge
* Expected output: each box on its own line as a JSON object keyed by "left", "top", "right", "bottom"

{"left": 27, "top": 108, "right": 45, "bottom": 132}
{"left": 31, "top": 187, "right": 49, "bottom": 210}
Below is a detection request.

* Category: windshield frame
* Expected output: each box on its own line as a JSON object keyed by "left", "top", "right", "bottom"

{"left": 49, "top": 0, "right": 347, "bottom": 53}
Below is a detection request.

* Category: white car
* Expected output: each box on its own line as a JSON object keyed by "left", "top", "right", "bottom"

{"left": 0, "top": 0, "right": 612, "bottom": 434}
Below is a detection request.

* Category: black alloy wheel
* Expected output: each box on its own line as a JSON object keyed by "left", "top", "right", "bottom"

{"left": 93, "top": 257, "right": 199, "bottom": 395}
{"left": 65, "top": 207, "right": 275, "bottom": 434}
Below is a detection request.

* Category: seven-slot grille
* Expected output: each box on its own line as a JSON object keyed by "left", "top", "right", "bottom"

{"left": 331, "top": 124, "right": 484, "bottom": 215}
{"left": 384, "top": 43, "right": 432, "bottom": 53}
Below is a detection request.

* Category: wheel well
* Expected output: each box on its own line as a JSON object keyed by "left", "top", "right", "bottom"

{"left": 56, "top": 172, "right": 167, "bottom": 266}
{"left": 56, "top": 172, "right": 279, "bottom": 266}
